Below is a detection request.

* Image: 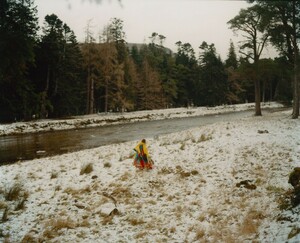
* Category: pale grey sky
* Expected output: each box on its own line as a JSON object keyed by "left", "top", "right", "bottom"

{"left": 35, "top": 0, "right": 275, "bottom": 60}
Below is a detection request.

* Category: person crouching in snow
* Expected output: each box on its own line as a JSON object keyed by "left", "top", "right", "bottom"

{"left": 133, "top": 139, "right": 153, "bottom": 170}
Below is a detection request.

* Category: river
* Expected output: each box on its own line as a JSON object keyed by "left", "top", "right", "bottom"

{"left": 0, "top": 110, "right": 259, "bottom": 164}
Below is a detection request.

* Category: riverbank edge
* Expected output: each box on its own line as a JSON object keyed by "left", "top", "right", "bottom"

{"left": 0, "top": 102, "right": 285, "bottom": 137}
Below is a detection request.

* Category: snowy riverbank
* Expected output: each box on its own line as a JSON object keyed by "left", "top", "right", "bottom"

{"left": 0, "top": 102, "right": 283, "bottom": 136}
{"left": 0, "top": 103, "right": 300, "bottom": 242}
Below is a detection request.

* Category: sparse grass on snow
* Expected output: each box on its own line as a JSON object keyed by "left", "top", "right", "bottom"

{"left": 0, "top": 104, "right": 299, "bottom": 242}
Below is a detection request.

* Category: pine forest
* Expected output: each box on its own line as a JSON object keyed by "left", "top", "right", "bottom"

{"left": 0, "top": 0, "right": 299, "bottom": 123}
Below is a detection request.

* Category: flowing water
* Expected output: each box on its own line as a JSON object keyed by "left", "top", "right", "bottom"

{"left": 0, "top": 110, "right": 261, "bottom": 164}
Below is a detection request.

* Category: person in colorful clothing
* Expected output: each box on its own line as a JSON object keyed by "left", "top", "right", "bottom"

{"left": 133, "top": 139, "right": 153, "bottom": 170}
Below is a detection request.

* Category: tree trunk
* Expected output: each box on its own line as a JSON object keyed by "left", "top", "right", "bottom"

{"left": 292, "top": 0, "right": 299, "bottom": 119}
{"left": 105, "top": 83, "right": 108, "bottom": 113}
{"left": 254, "top": 59, "right": 262, "bottom": 116}
{"left": 292, "top": 67, "right": 299, "bottom": 118}
{"left": 41, "top": 65, "right": 50, "bottom": 118}
{"left": 86, "top": 76, "right": 90, "bottom": 114}
{"left": 255, "top": 79, "right": 262, "bottom": 116}
{"left": 86, "top": 73, "right": 94, "bottom": 114}
{"left": 86, "top": 65, "right": 91, "bottom": 114}
{"left": 90, "top": 77, "right": 94, "bottom": 114}
{"left": 262, "top": 80, "right": 266, "bottom": 103}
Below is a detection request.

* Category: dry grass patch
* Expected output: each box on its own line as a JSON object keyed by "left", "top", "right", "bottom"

{"left": 78, "top": 219, "right": 90, "bottom": 227}
{"left": 63, "top": 185, "right": 91, "bottom": 199}
{"left": 15, "top": 197, "right": 27, "bottom": 211}
{"left": 174, "top": 205, "right": 184, "bottom": 219}
{"left": 102, "top": 215, "right": 114, "bottom": 225}
{"left": 64, "top": 185, "right": 91, "bottom": 196}
{"left": 238, "top": 209, "right": 265, "bottom": 237}
{"left": 27, "top": 172, "right": 37, "bottom": 180}
{"left": 278, "top": 188, "right": 293, "bottom": 210}
{"left": 180, "top": 142, "right": 186, "bottom": 150}
{"left": 1, "top": 183, "right": 29, "bottom": 221}
{"left": 207, "top": 223, "right": 238, "bottom": 243}
{"left": 198, "top": 133, "right": 213, "bottom": 142}
{"left": 134, "top": 203, "right": 143, "bottom": 210}
{"left": 194, "top": 227, "right": 205, "bottom": 241}
{"left": 42, "top": 217, "right": 76, "bottom": 240}
{"left": 0, "top": 201, "right": 7, "bottom": 210}
{"left": 45, "top": 218, "right": 76, "bottom": 230}
{"left": 103, "top": 162, "right": 111, "bottom": 168}
{"left": 21, "top": 233, "right": 38, "bottom": 243}
{"left": 50, "top": 171, "right": 58, "bottom": 179}
{"left": 207, "top": 207, "right": 218, "bottom": 219}
{"left": 266, "top": 185, "right": 285, "bottom": 194}
{"left": 169, "top": 226, "right": 176, "bottom": 233}
{"left": 198, "top": 214, "right": 206, "bottom": 222}
{"left": 1, "top": 207, "right": 8, "bottom": 222}
{"left": 4, "top": 183, "right": 23, "bottom": 201}
{"left": 80, "top": 163, "right": 93, "bottom": 175}
{"left": 111, "top": 186, "right": 132, "bottom": 199}
{"left": 128, "top": 216, "right": 146, "bottom": 226}
{"left": 134, "top": 231, "right": 148, "bottom": 239}
{"left": 167, "top": 195, "right": 175, "bottom": 201}
{"left": 120, "top": 171, "right": 131, "bottom": 181}
{"left": 158, "top": 167, "right": 174, "bottom": 175}
{"left": 288, "top": 227, "right": 300, "bottom": 240}
{"left": 147, "top": 199, "right": 157, "bottom": 205}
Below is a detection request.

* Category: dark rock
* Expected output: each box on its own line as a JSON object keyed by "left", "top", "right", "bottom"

{"left": 258, "top": 130, "right": 269, "bottom": 134}
{"left": 236, "top": 180, "right": 257, "bottom": 190}
{"left": 288, "top": 167, "right": 300, "bottom": 188}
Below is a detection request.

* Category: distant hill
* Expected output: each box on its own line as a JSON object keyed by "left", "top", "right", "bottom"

{"left": 127, "top": 43, "right": 173, "bottom": 55}
{"left": 79, "top": 42, "right": 173, "bottom": 55}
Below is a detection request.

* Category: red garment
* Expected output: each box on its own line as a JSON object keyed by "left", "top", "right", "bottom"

{"left": 133, "top": 141, "right": 153, "bottom": 169}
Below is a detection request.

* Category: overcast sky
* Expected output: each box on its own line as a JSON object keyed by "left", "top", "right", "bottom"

{"left": 35, "top": 0, "right": 275, "bottom": 60}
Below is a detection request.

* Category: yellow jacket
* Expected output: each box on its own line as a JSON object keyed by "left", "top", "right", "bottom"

{"left": 134, "top": 141, "right": 149, "bottom": 158}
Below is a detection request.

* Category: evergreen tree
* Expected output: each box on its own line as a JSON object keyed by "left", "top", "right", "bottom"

{"left": 257, "top": 58, "right": 279, "bottom": 103}
{"left": 36, "top": 14, "right": 64, "bottom": 118}
{"left": 109, "top": 17, "right": 127, "bottom": 64}
{"left": 198, "top": 42, "right": 228, "bottom": 106}
{"left": 33, "top": 14, "right": 84, "bottom": 118}
{"left": 0, "top": 0, "right": 39, "bottom": 122}
{"left": 174, "top": 41, "right": 198, "bottom": 106}
{"left": 273, "top": 56, "right": 293, "bottom": 105}
{"left": 225, "top": 40, "right": 244, "bottom": 104}
{"left": 51, "top": 24, "right": 85, "bottom": 116}
{"left": 130, "top": 45, "right": 143, "bottom": 67}
{"left": 225, "top": 40, "right": 238, "bottom": 69}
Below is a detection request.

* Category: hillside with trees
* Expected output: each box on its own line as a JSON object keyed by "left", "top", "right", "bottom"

{"left": 0, "top": 0, "right": 299, "bottom": 123}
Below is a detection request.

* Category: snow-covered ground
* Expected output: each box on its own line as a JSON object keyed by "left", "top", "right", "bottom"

{"left": 0, "top": 102, "right": 300, "bottom": 242}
